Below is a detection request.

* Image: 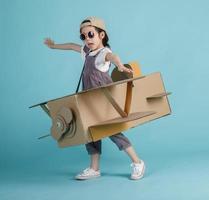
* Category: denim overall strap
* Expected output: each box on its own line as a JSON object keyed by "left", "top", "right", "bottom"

{"left": 75, "top": 48, "right": 105, "bottom": 93}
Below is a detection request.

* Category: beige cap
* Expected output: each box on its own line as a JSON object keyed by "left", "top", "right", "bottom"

{"left": 80, "top": 16, "right": 106, "bottom": 32}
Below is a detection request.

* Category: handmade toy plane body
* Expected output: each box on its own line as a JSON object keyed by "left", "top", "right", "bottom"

{"left": 30, "top": 63, "right": 171, "bottom": 148}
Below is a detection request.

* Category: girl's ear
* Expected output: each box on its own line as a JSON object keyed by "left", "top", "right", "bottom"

{"left": 99, "top": 31, "right": 105, "bottom": 39}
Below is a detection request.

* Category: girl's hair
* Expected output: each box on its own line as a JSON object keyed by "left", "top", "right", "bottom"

{"left": 95, "top": 27, "right": 110, "bottom": 48}
{"left": 80, "top": 20, "right": 110, "bottom": 48}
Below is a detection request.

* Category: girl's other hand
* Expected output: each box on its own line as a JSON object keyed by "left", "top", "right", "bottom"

{"left": 118, "top": 65, "right": 133, "bottom": 74}
{"left": 44, "top": 38, "right": 55, "bottom": 48}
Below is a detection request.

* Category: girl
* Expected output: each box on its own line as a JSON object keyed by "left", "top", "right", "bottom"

{"left": 44, "top": 16, "right": 145, "bottom": 180}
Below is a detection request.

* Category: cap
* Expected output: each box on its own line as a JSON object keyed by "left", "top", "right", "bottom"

{"left": 80, "top": 16, "right": 106, "bottom": 32}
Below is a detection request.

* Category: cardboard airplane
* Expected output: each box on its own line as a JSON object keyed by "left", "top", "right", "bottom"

{"left": 30, "top": 62, "right": 171, "bottom": 148}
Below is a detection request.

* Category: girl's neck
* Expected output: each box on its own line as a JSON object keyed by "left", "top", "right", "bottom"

{"left": 91, "top": 45, "right": 104, "bottom": 52}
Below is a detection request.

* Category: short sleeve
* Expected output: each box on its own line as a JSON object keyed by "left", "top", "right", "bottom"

{"left": 98, "top": 47, "right": 112, "bottom": 63}
{"left": 95, "top": 47, "right": 112, "bottom": 72}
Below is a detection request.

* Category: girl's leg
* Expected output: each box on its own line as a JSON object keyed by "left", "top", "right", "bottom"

{"left": 124, "top": 146, "right": 141, "bottom": 163}
{"left": 125, "top": 146, "right": 145, "bottom": 180}
{"left": 110, "top": 133, "right": 141, "bottom": 163}
{"left": 86, "top": 140, "right": 102, "bottom": 170}
{"left": 75, "top": 141, "right": 101, "bottom": 180}
{"left": 90, "top": 153, "right": 100, "bottom": 170}
{"left": 109, "top": 133, "right": 145, "bottom": 180}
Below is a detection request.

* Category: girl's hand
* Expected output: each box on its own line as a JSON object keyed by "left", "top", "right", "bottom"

{"left": 105, "top": 53, "right": 133, "bottom": 74}
{"left": 118, "top": 65, "right": 133, "bottom": 74}
{"left": 44, "top": 38, "right": 55, "bottom": 48}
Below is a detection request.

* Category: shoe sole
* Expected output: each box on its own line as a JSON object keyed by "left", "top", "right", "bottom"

{"left": 75, "top": 174, "right": 101, "bottom": 180}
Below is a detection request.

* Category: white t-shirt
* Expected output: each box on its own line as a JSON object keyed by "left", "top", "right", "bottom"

{"left": 81, "top": 46, "right": 112, "bottom": 72}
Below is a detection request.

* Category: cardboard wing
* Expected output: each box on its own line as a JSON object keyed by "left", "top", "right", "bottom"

{"left": 30, "top": 71, "right": 171, "bottom": 148}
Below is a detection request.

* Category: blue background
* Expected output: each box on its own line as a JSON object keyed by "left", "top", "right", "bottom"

{"left": 1, "top": 0, "right": 209, "bottom": 199}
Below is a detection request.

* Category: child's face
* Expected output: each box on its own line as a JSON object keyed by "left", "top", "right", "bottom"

{"left": 80, "top": 26, "right": 104, "bottom": 51}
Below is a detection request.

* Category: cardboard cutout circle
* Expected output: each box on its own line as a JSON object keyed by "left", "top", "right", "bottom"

{"left": 51, "top": 107, "right": 74, "bottom": 140}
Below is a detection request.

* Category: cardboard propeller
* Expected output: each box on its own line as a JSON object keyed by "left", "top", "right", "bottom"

{"left": 30, "top": 62, "right": 171, "bottom": 147}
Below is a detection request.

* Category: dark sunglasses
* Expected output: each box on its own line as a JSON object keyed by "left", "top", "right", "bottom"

{"left": 80, "top": 31, "right": 95, "bottom": 40}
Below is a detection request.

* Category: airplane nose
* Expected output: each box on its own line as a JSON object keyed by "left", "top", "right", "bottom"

{"left": 51, "top": 107, "right": 76, "bottom": 140}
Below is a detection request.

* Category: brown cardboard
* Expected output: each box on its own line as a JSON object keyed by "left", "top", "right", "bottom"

{"left": 88, "top": 72, "right": 171, "bottom": 142}
{"left": 30, "top": 63, "right": 171, "bottom": 148}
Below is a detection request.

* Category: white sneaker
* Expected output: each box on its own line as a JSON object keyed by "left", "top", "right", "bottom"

{"left": 75, "top": 168, "right": 101, "bottom": 180}
{"left": 130, "top": 160, "right": 145, "bottom": 180}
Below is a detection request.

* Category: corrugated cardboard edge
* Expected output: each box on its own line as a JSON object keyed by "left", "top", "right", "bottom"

{"left": 159, "top": 72, "right": 172, "bottom": 114}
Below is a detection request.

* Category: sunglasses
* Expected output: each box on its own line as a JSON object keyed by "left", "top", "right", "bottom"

{"left": 80, "top": 31, "right": 95, "bottom": 40}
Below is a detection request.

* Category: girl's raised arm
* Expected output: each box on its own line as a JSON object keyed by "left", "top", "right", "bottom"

{"left": 44, "top": 38, "right": 81, "bottom": 52}
{"left": 105, "top": 52, "right": 133, "bottom": 73}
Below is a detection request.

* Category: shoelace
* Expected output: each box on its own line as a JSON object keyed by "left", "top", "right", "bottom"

{"left": 132, "top": 164, "right": 141, "bottom": 174}
{"left": 83, "top": 168, "right": 91, "bottom": 175}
